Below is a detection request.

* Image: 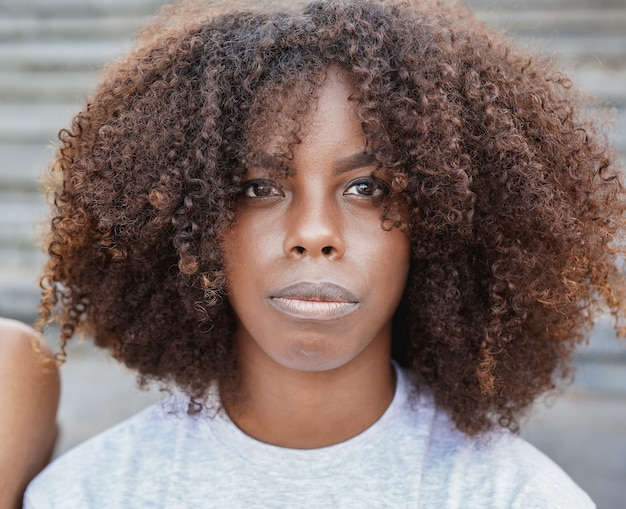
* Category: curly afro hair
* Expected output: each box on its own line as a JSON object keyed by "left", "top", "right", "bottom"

{"left": 39, "top": 0, "right": 626, "bottom": 435}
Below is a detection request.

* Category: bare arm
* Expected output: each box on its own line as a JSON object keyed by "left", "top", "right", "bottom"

{"left": 0, "top": 318, "right": 60, "bottom": 509}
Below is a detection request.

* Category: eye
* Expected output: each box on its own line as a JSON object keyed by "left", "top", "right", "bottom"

{"left": 241, "top": 179, "right": 284, "bottom": 199}
{"left": 344, "top": 177, "right": 390, "bottom": 199}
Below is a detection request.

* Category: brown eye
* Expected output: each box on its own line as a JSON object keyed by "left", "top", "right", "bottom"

{"left": 344, "top": 177, "right": 389, "bottom": 198}
{"left": 242, "top": 179, "right": 284, "bottom": 198}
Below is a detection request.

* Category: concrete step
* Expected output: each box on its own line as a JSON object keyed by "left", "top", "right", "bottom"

{"left": 0, "top": 272, "right": 41, "bottom": 323}
{"left": 0, "top": 17, "right": 149, "bottom": 41}
{"left": 0, "top": 0, "right": 169, "bottom": 17}
{"left": 2, "top": 0, "right": 623, "bottom": 16}
{"left": 467, "top": 0, "right": 626, "bottom": 9}
{"left": 0, "top": 102, "right": 81, "bottom": 143}
{"left": 520, "top": 35, "right": 626, "bottom": 70}
{"left": 478, "top": 10, "right": 626, "bottom": 36}
{"left": 586, "top": 316, "right": 626, "bottom": 359}
{"left": 573, "top": 69, "right": 626, "bottom": 107}
{"left": 0, "top": 141, "right": 52, "bottom": 191}
{"left": 0, "top": 71, "right": 99, "bottom": 103}
{"left": 0, "top": 258, "right": 40, "bottom": 289}
{"left": 0, "top": 39, "right": 133, "bottom": 72}
{"left": 608, "top": 111, "right": 626, "bottom": 154}
{"left": 0, "top": 244, "right": 44, "bottom": 269}
{"left": 0, "top": 191, "right": 47, "bottom": 247}
{"left": 2, "top": 9, "right": 624, "bottom": 41}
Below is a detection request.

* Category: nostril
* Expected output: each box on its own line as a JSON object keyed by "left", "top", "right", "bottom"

{"left": 295, "top": 246, "right": 306, "bottom": 254}
{"left": 322, "top": 246, "right": 333, "bottom": 255}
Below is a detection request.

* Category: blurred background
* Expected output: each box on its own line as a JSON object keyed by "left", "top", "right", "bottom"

{"left": 0, "top": 0, "right": 625, "bottom": 507}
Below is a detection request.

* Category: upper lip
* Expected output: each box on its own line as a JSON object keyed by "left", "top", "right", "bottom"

{"left": 271, "top": 282, "right": 358, "bottom": 303}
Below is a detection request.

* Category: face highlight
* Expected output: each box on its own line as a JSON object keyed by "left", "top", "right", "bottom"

{"left": 223, "top": 68, "right": 411, "bottom": 373}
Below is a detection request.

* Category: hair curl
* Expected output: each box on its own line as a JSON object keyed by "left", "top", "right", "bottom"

{"left": 38, "top": 0, "right": 626, "bottom": 435}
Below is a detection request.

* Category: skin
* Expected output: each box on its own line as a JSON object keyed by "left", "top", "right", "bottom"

{"left": 223, "top": 68, "right": 411, "bottom": 449}
{"left": 0, "top": 317, "right": 59, "bottom": 509}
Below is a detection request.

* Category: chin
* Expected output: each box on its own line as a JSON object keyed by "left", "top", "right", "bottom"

{"left": 278, "top": 345, "right": 362, "bottom": 373}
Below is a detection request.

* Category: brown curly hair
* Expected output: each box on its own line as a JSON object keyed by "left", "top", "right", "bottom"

{"left": 38, "top": 0, "right": 626, "bottom": 435}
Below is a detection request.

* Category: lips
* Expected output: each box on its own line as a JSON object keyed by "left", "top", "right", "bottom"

{"left": 269, "top": 282, "right": 359, "bottom": 320}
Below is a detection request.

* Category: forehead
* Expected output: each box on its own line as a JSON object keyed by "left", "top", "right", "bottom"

{"left": 243, "top": 67, "right": 362, "bottom": 159}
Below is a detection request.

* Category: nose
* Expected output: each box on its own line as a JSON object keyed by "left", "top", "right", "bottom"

{"left": 283, "top": 193, "right": 345, "bottom": 260}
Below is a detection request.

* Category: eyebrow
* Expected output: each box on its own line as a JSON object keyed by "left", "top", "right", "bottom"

{"left": 334, "top": 152, "right": 377, "bottom": 175}
{"left": 248, "top": 151, "right": 377, "bottom": 175}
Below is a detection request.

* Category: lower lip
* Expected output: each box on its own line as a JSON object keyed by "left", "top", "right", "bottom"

{"left": 269, "top": 297, "right": 358, "bottom": 321}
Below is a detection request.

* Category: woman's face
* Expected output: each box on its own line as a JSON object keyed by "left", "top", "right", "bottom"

{"left": 223, "top": 69, "right": 410, "bottom": 373}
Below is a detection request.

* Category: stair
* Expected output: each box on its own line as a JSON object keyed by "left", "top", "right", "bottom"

{"left": 0, "top": 0, "right": 167, "bottom": 323}
{"left": 1, "top": 0, "right": 625, "bottom": 342}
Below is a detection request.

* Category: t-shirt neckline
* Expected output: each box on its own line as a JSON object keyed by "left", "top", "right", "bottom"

{"left": 204, "top": 362, "right": 411, "bottom": 472}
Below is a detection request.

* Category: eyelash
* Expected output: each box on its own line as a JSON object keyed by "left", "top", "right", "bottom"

{"left": 241, "top": 179, "right": 283, "bottom": 199}
{"left": 343, "top": 177, "right": 390, "bottom": 199}
{"left": 240, "top": 177, "right": 390, "bottom": 200}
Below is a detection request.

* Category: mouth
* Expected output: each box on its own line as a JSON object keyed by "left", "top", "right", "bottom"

{"left": 269, "top": 282, "right": 359, "bottom": 320}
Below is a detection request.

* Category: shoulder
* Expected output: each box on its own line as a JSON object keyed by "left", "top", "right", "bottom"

{"left": 0, "top": 318, "right": 59, "bottom": 393}
{"left": 465, "top": 432, "right": 593, "bottom": 508}
{"left": 414, "top": 392, "right": 594, "bottom": 508}
{"left": 0, "top": 317, "right": 54, "bottom": 364}
{"left": 0, "top": 318, "right": 59, "bottom": 509}
{"left": 24, "top": 395, "right": 197, "bottom": 508}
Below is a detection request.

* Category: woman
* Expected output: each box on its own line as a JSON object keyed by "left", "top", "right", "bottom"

{"left": 24, "top": 0, "right": 626, "bottom": 506}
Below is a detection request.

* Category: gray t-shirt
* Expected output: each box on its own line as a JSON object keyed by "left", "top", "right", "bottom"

{"left": 25, "top": 366, "right": 594, "bottom": 508}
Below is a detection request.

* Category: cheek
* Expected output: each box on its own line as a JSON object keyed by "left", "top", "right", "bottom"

{"left": 364, "top": 228, "right": 411, "bottom": 297}
{"left": 356, "top": 221, "right": 411, "bottom": 267}
{"left": 222, "top": 224, "right": 250, "bottom": 296}
{"left": 392, "top": 230, "right": 411, "bottom": 268}
{"left": 223, "top": 214, "right": 278, "bottom": 269}
{"left": 222, "top": 215, "right": 284, "bottom": 308}
{"left": 221, "top": 229, "right": 240, "bottom": 279}
{"left": 387, "top": 235, "right": 411, "bottom": 284}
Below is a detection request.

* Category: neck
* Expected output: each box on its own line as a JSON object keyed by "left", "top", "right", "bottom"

{"left": 224, "top": 337, "right": 396, "bottom": 449}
